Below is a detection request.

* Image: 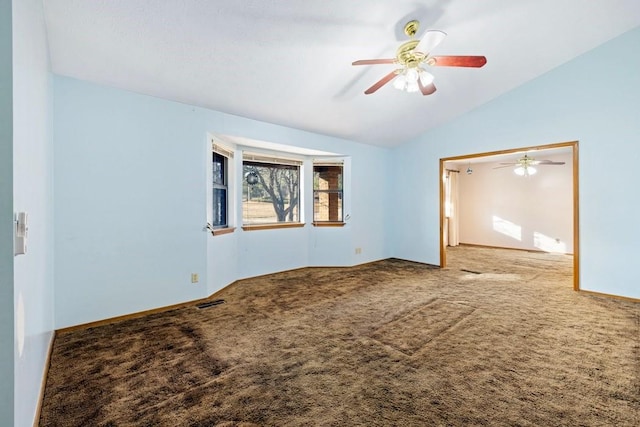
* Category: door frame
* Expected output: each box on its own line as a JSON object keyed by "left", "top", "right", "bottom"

{"left": 439, "top": 140, "right": 580, "bottom": 291}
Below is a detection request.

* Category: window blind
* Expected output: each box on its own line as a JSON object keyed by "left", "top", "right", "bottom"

{"left": 313, "top": 160, "right": 344, "bottom": 167}
{"left": 212, "top": 142, "right": 234, "bottom": 158}
{"left": 243, "top": 152, "right": 303, "bottom": 166}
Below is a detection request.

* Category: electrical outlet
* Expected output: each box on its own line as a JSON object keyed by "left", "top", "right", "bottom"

{"left": 191, "top": 273, "right": 199, "bottom": 283}
{"left": 355, "top": 247, "right": 362, "bottom": 254}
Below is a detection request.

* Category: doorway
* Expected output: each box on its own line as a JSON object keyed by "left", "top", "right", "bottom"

{"left": 439, "top": 140, "right": 580, "bottom": 291}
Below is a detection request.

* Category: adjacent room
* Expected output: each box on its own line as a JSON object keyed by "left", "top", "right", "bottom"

{"left": 3, "top": 1, "right": 639, "bottom": 426}
{"left": 442, "top": 143, "right": 575, "bottom": 260}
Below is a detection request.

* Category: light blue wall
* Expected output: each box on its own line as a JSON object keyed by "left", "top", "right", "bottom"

{"left": 1, "top": 1, "right": 55, "bottom": 425}
{"left": 392, "top": 26, "right": 640, "bottom": 299}
{"left": 0, "top": 0, "right": 14, "bottom": 423}
{"left": 12, "top": 0, "right": 55, "bottom": 425}
{"left": 54, "top": 78, "right": 210, "bottom": 327}
{"left": 54, "top": 76, "right": 391, "bottom": 327}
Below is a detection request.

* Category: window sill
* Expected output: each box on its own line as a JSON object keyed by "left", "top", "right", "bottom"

{"left": 312, "top": 222, "right": 346, "bottom": 227}
{"left": 211, "top": 227, "right": 236, "bottom": 236}
{"left": 242, "top": 223, "right": 305, "bottom": 232}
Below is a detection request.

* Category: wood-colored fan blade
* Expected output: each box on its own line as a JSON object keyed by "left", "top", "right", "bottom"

{"left": 431, "top": 55, "right": 487, "bottom": 67}
{"left": 418, "top": 80, "right": 437, "bottom": 96}
{"left": 493, "top": 165, "right": 516, "bottom": 169}
{"left": 364, "top": 70, "right": 399, "bottom": 94}
{"left": 352, "top": 59, "right": 396, "bottom": 66}
{"left": 416, "top": 30, "right": 447, "bottom": 54}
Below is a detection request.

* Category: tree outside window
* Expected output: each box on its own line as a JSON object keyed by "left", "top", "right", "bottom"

{"left": 243, "top": 160, "right": 300, "bottom": 224}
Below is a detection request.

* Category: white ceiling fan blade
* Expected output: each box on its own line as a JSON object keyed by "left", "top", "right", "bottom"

{"left": 415, "top": 30, "right": 447, "bottom": 54}
{"left": 534, "top": 160, "right": 566, "bottom": 165}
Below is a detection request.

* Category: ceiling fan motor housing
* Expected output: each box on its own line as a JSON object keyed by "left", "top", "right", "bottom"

{"left": 396, "top": 40, "right": 425, "bottom": 67}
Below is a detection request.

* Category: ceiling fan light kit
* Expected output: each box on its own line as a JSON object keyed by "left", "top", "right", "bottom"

{"left": 514, "top": 165, "right": 536, "bottom": 176}
{"left": 352, "top": 20, "right": 487, "bottom": 96}
{"left": 392, "top": 67, "right": 434, "bottom": 93}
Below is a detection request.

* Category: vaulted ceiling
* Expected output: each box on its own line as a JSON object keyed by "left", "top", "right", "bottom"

{"left": 43, "top": 1, "right": 640, "bottom": 147}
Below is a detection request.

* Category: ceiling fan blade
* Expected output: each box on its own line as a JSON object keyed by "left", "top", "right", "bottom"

{"left": 534, "top": 160, "right": 566, "bottom": 165}
{"left": 416, "top": 30, "right": 447, "bottom": 54}
{"left": 418, "top": 80, "right": 437, "bottom": 96}
{"left": 352, "top": 59, "right": 396, "bottom": 66}
{"left": 493, "top": 165, "right": 516, "bottom": 169}
{"left": 430, "top": 55, "right": 487, "bottom": 67}
{"left": 364, "top": 70, "right": 399, "bottom": 95}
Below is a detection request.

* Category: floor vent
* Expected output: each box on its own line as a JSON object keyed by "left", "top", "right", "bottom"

{"left": 196, "top": 299, "right": 225, "bottom": 309}
{"left": 461, "top": 269, "right": 482, "bottom": 274}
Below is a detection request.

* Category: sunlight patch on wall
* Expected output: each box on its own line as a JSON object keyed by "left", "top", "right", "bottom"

{"left": 492, "top": 216, "right": 522, "bottom": 241}
{"left": 534, "top": 231, "right": 567, "bottom": 253}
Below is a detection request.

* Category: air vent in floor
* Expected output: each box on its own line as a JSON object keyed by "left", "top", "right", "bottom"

{"left": 196, "top": 299, "right": 225, "bottom": 309}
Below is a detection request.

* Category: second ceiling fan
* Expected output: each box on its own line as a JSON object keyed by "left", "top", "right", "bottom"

{"left": 494, "top": 154, "right": 566, "bottom": 176}
{"left": 352, "top": 20, "right": 487, "bottom": 95}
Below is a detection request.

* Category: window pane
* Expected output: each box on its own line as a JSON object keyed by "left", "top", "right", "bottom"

{"left": 212, "top": 188, "right": 227, "bottom": 227}
{"left": 313, "top": 165, "right": 343, "bottom": 222}
{"left": 243, "top": 162, "right": 300, "bottom": 224}
{"left": 212, "top": 152, "right": 228, "bottom": 228}
{"left": 212, "top": 152, "right": 226, "bottom": 185}
{"left": 314, "top": 165, "right": 342, "bottom": 190}
{"left": 314, "top": 191, "right": 342, "bottom": 221}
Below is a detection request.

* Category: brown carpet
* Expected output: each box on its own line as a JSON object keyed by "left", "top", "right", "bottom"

{"left": 39, "top": 246, "right": 640, "bottom": 426}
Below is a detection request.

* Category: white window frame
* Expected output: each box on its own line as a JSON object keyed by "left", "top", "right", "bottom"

{"left": 208, "top": 141, "right": 235, "bottom": 236}
{"left": 241, "top": 151, "right": 304, "bottom": 230}
{"left": 312, "top": 160, "right": 345, "bottom": 226}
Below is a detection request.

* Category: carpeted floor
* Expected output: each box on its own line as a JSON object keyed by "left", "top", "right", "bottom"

{"left": 39, "top": 246, "right": 640, "bottom": 426}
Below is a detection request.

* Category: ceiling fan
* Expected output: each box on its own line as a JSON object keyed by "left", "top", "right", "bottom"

{"left": 352, "top": 20, "right": 487, "bottom": 95}
{"left": 494, "top": 154, "right": 566, "bottom": 176}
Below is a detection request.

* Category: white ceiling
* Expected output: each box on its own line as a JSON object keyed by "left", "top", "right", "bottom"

{"left": 43, "top": 1, "right": 640, "bottom": 148}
